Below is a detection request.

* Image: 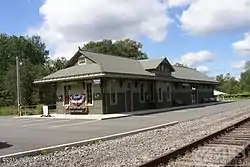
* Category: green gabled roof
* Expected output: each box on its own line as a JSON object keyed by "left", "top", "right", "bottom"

{"left": 42, "top": 63, "right": 103, "bottom": 80}
{"left": 79, "top": 50, "right": 154, "bottom": 76}
{"left": 139, "top": 58, "right": 164, "bottom": 69}
{"left": 35, "top": 49, "right": 218, "bottom": 84}
{"left": 139, "top": 58, "right": 175, "bottom": 72}
{"left": 172, "top": 66, "right": 218, "bottom": 83}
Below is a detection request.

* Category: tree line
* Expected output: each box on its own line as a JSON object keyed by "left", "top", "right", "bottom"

{"left": 1, "top": 34, "right": 249, "bottom": 108}
{"left": 0, "top": 34, "right": 67, "bottom": 107}
{"left": 0, "top": 35, "right": 147, "bottom": 107}
{"left": 215, "top": 62, "right": 250, "bottom": 94}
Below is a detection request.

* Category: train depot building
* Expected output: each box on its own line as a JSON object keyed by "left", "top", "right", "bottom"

{"left": 34, "top": 48, "right": 218, "bottom": 114}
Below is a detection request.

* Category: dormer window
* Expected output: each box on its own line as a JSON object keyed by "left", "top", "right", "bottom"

{"left": 78, "top": 57, "right": 86, "bottom": 65}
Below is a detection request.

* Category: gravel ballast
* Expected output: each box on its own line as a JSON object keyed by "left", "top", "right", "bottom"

{"left": 2, "top": 105, "right": 250, "bottom": 167}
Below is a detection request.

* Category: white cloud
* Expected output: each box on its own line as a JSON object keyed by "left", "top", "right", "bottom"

{"left": 196, "top": 65, "right": 210, "bottom": 73}
{"left": 29, "top": 0, "right": 172, "bottom": 59}
{"left": 232, "top": 61, "right": 246, "bottom": 70}
{"left": 176, "top": 50, "right": 214, "bottom": 66}
{"left": 179, "top": 0, "right": 250, "bottom": 35}
{"left": 232, "top": 32, "right": 250, "bottom": 56}
{"left": 167, "top": 0, "right": 193, "bottom": 8}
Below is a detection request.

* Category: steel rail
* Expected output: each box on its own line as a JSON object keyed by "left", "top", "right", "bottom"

{"left": 138, "top": 117, "right": 250, "bottom": 167}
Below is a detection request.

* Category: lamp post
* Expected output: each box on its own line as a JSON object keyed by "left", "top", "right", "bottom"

{"left": 16, "top": 56, "right": 21, "bottom": 116}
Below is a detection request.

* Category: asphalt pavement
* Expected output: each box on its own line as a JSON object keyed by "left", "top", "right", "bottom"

{"left": 0, "top": 100, "right": 250, "bottom": 156}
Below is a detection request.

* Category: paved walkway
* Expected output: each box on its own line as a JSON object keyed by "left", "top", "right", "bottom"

{"left": 16, "top": 101, "right": 232, "bottom": 120}
{"left": 16, "top": 113, "right": 127, "bottom": 120}
{"left": 0, "top": 100, "right": 248, "bottom": 156}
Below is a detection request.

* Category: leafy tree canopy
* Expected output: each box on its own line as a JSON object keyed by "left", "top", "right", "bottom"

{"left": 0, "top": 34, "right": 66, "bottom": 107}
{"left": 82, "top": 39, "right": 148, "bottom": 60}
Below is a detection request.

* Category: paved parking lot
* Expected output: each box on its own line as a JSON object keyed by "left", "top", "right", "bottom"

{"left": 1, "top": 100, "right": 250, "bottom": 156}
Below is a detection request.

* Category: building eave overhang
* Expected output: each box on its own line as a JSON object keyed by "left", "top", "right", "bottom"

{"left": 169, "top": 77, "right": 218, "bottom": 84}
{"left": 34, "top": 72, "right": 106, "bottom": 84}
{"left": 34, "top": 72, "right": 218, "bottom": 85}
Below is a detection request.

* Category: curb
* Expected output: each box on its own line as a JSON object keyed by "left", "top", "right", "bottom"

{"left": 102, "top": 101, "right": 233, "bottom": 119}
{"left": 14, "top": 101, "right": 233, "bottom": 121}
{"left": 101, "top": 115, "right": 130, "bottom": 120}
{"left": 0, "top": 121, "right": 178, "bottom": 161}
{"left": 132, "top": 101, "right": 233, "bottom": 116}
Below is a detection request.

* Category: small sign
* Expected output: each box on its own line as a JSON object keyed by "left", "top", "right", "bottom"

{"left": 93, "top": 79, "right": 101, "bottom": 84}
{"left": 42, "top": 105, "right": 49, "bottom": 116}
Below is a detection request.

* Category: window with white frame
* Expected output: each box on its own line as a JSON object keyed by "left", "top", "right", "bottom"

{"left": 158, "top": 87, "right": 163, "bottom": 102}
{"left": 149, "top": 83, "right": 154, "bottom": 102}
{"left": 64, "top": 85, "right": 71, "bottom": 105}
{"left": 140, "top": 83, "right": 145, "bottom": 102}
{"left": 86, "top": 83, "right": 93, "bottom": 105}
{"left": 110, "top": 82, "right": 117, "bottom": 105}
{"left": 78, "top": 57, "right": 86, "bottom": 65}
{"left": 166, "top": 84, "right": 171, "bottom": 102}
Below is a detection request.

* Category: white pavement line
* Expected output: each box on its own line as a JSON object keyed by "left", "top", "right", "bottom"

{"left": 0, "top": 120, "right": 16, "bottom": 124}
{"left": 22, "top": 119, "right": 72, "bottom": 127}
{"left": 0, "top": 119, "right": 48, "bottom": 126}
{"left": 19, "top": 118, "right": 52, "bottom": 123}
{"left": 0, "top": 121, "right": 178, "bottom": 160}
{"left": 0, "top": 118, "right": 54, "bottom": 127}
{"left": 48, "top": 120, "right": 99, "bottom": 129}
{"left": 173, "top": 110, "right": 187, "bottom": 113}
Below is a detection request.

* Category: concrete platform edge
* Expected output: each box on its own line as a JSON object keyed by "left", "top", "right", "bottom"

{"left": 0, "top": 121, "right": 178, "bottom": 161}
{"left": 131, "top": 101, "right": 234, "bottom": 116}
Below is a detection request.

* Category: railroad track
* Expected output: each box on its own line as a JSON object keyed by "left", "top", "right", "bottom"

{"left": 138, "top": 117, "right": 250, "bottom": 167}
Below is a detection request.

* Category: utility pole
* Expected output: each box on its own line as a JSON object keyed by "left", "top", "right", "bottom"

{"left": 16, "top": 56, "right": 21, "bottom": 116}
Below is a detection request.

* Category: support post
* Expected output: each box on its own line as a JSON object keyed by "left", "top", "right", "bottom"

{"left": 16, "top": 56, "right": 21, "bottom": 116}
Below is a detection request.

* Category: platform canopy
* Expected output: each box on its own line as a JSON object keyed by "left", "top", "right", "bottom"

{"left": 214, "top": 90, "right": 227, "bottom": 96}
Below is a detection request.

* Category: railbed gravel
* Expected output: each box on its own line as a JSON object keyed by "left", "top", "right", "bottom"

{"left": 165, "top": 144, "right": 245, "bottom": 167}
{"left": 2, "top": 105, "right": 250, "bottom": 167}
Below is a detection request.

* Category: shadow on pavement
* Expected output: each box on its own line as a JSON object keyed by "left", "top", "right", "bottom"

{"left": 0, "top": 142, "right": 13, "bottom": 149}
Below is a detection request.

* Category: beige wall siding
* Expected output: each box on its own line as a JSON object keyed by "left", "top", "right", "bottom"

{"left": 56, "top": 79, "right": 103, "bottom": 114}
{"left": 56, "top": 83, "right": 64, "bottom": 114}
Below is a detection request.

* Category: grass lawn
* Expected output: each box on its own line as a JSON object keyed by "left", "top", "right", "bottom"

{"left": 0, "top": 106, "right": 18, "bottom": 116}
{"left": 0, "top": 105, "right": 47, "bottom": 116}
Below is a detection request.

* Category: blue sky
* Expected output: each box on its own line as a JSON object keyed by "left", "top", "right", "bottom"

{"left": 1, "top": 0, "right": 250, "bottom": 78}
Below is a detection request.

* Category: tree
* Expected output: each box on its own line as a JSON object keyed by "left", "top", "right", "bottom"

{"left": 0, "top": 34, "right": 49, "bottom": 107}
{"left": 82, "top": 39, "right": 148, "bottom": 60}
{"left": 240, "top": 70, "right": 250, "bottom": 93}
{"left": 36, "top": 57, "right": 67, "bottom": 105}
{"left": 215, "top": 73, "right": 241, "bottom": 94}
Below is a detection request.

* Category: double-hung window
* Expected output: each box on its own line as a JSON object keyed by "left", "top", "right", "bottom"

{"left": 158, "top": 87, "right": 163, "bottom": 102}
{"left": 110, "top": 82, "right": 117, "bottom": 105}
{"left": 86, "top": 83, "right": 93, "bottom": 105}
{"left": 64, "top": 85, "right": 71, "bottom": 105}
{"left": 140, "top": 83, "right": 145, "bottom": 102}
{"left": 166, "top": 84, "right": 171, "bottom": 102}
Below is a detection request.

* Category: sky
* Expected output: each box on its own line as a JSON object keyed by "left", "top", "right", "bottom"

{"left": 1, "top": 0, "right": 250, "bottom": 79}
